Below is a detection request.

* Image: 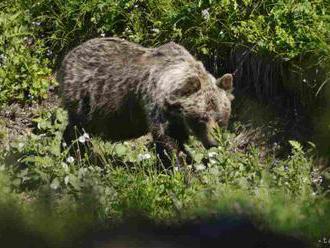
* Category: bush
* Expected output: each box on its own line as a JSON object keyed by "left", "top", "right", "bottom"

{"left": 0, "top": 4, "right": 55, "bottom": 104}
{"left": 12, "top": 0, "right": 328, "bottom": 60}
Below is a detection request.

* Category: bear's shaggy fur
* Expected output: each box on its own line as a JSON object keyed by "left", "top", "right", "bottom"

{"left": 57, "top": 37, "right": 234, "bottom": 166}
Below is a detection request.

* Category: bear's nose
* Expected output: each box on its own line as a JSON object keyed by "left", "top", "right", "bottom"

{"left": 219, "top": 120, "right": 228, "bottom": 129}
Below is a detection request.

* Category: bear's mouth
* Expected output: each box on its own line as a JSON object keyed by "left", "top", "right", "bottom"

{"left": 186, "top": 118, "right": 219, "bottom": 149}
{"left": 199, "top": 134, "right": 219, "bottom": 149}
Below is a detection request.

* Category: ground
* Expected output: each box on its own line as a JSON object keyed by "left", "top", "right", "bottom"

{"left": 0, "top": 88, "right": 329, "bottom": 248}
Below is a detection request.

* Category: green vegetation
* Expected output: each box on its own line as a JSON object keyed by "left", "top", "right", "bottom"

{"left": 8, "top": 0, "right": 328, "bottom": 58}
{"left": 0, "top": 6, "right": 54, "bottom": 104}
{"left": 1, "top": 106, "right": 330, "bottom": 246}
{"left": 0, "top": 0, "right": 330, "bottom": 246}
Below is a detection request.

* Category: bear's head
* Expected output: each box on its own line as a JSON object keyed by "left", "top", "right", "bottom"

{"left": 165, "top": 64, "right": 234, "bottom": 149}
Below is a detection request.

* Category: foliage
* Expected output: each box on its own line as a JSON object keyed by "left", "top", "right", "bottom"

{"left": 1, "top": 0, "right": 329, "bottom": 63}
{"left": 0, "top": 5, "right": 55, "bottom": 104}
{"left": 1, "top": 107, "right": 329, "bottom": 244}
{"left": 0, "top": 172, "right": 97, "bottom": 247}
{"left": 8, "top": 0, "right": 329, "bottom": 61}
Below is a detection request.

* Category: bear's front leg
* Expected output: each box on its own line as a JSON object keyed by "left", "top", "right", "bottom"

{"left": 166, "top": 119, "right": 193, "bottom": 165}
{"left": 150, "top": 122, "right": 188, "bottom": 168}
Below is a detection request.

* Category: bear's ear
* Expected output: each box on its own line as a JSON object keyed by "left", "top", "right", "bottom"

{"left": 173, "top": 76, "right": 201, "bottom": 98}
{"left": 216, "top": 73, "right": 233, "bottom": 91}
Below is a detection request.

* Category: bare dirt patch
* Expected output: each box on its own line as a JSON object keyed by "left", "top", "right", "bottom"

{"left": 0, "top": 91, "right": 60, "bottom": 149}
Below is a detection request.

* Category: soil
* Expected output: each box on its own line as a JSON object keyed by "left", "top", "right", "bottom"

{"left": 0, "top": 91, "right": 60, "bottom": 149}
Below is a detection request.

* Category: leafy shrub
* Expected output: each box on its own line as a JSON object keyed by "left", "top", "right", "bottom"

{"left": 12, "top": 0, "right": 328, "bottom": 61}
{"left": 232, "top": 0, "right": 329, "bottom": 58}
{"left": 0, "top": 5, "right": 54, "bottom": 104}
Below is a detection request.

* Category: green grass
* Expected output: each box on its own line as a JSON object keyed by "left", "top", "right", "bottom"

{"left": 0, "top": 106, "right": 329, "bottom": 247}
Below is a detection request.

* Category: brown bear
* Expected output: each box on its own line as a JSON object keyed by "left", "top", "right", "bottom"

{"left": 57, "top": 37, "right": 234, "bottom": 167}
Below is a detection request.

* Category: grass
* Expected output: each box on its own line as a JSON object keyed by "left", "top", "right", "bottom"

{"left": 0, "top": 104, "right": 329, "bottom": 247}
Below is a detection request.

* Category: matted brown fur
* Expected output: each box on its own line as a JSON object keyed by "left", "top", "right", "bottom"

{"left": 57, "top": 37, "right": 234, "bottom": 166}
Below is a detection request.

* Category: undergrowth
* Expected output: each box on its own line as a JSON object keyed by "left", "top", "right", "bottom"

{"left": 0, "top": 107, "right": 329, "bottom": 247}
{"left": 0, "top": 6, "right": 55, "bottom": 104}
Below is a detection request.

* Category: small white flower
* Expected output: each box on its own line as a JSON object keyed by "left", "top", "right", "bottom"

{"left": 173, "top": 166, "right": 179, "bottom": 171}
{"left": 303, "top": 78, "right": 307, "bottom": 83}
{"left": 209, "top": 158, "right": 217, "bottom": 165}
{"left": 0, "top": 54, "right": 6, "bottom": 61}
{"left": 151, "top": 28, "right": 160, "bottom": 33}
{"left": 208, "top": 151, "right": 217, "bottom": 158}
{"left": 100, "top": 33, "right": 106, "bottom": 37}
{"left": 194, "top": 164, "right": 206, "bottom": 171}
{"left": 66, "top": 156, "right": 74, "bottom": 163}
{"left": 79, "top": 132, "right": 90, "bottom": 143}
{"left": 62, "top": 142, "right": 67, "bottom": 148}
{"left": 32, "top": 21, "right": 42, "bottom": 26}
{"left": 78, "top": 135, "right": 86, "bottom": 143}
{"left": 137, "top": 153, "right": 151, "bottom": 161}
{"left": 201, "top": 8, "right": 210, "bottom": 21}
{"left": 144, "top": 153, "right": 151, "bottom": 159}
{"left": 83, "top": 132, "right": 90, "bottom": 140}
